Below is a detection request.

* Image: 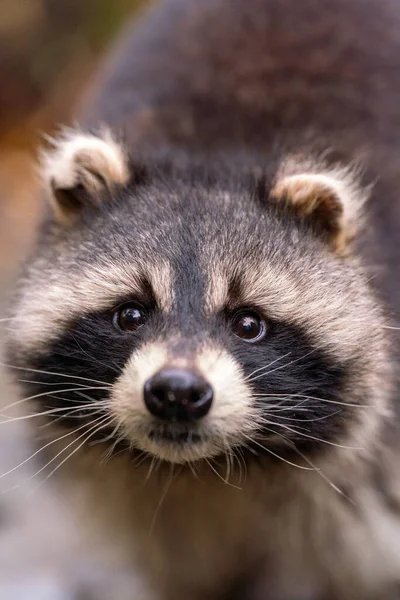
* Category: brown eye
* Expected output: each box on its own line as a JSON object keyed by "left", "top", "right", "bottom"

{"left": 232, "top": 311, "right": 266, "bottom": 342}
{"left": 114, "top": 304, "right": 146, "bottom": 332}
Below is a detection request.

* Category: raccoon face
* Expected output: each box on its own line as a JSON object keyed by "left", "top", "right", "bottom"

{"left": 6, "top": 129, "right": 391, "bottom": 465}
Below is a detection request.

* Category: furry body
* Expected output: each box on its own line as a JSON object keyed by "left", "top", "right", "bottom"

{"left": 6, "top": 0, "right": 400, "bottom": 598}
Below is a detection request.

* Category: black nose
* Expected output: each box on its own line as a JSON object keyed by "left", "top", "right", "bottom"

{"left": 144, "top": 368, "right": 213, "bottom": 421}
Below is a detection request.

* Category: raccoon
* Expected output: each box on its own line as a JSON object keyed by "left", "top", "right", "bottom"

{"left": 5, "top": 0, "right": 400, "bottom": 598}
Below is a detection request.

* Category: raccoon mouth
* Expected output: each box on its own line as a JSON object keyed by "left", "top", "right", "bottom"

{"left": 148, "top": 427, "right": 204, "bottom": 445}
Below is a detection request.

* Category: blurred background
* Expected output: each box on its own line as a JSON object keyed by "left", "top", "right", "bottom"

{"left": 0, "top": 1, "right": 148, "bottom": 598}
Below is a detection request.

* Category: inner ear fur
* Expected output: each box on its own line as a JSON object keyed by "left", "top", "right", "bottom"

{"left": 270, "top": 169, "right": 368, "bottom": 253}
{"left": 40, "top": 127, "right": 130, "bottom": 223}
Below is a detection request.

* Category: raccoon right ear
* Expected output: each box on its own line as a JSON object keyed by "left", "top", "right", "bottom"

{"left": 270, "top": 168, "right": 367, "bottom": 254}
{"left": 40, "top": 128, "right": 130, "bottom": 222}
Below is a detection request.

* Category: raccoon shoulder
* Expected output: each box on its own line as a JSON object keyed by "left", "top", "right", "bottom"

{"left": 81, "top": 0, "right": 400, "bottom": 154}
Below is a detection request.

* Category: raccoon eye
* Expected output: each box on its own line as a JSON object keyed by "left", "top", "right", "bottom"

{"left": 232, "top": 311, "right": 266, "bottom": 342}
{"left": 114, "top": 304, "right": 146, "bottom": 332}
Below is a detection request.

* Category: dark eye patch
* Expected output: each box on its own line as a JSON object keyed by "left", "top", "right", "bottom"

{"left": 16, "top": 303, "right": 156, "bottom": 427}
{"left": 227, "top": 319, "right": 350, "bottom": 452}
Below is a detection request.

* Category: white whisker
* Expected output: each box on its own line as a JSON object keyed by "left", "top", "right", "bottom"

{"left": 18, "top": 379, "right": 111, "bottom": 389}
{"left": 259, "top": 410, "right": 342, "bottom": 424}
{"left": 267, "top": 421, "right": 364, "bottom": 450}
{"left": 27, "top": 415, "right": 112, "bottom": 494}
{"left": 253, "top": 392, "right": 368, "bottom": 409}
{"left": 241, "top": 434, "right": 315, "bottom": 471}
{"left": 0, "top": 401, "right": 108, "bottom": 424}
{"left": 258, "top": 426, "right": 354, "bottom": 503}
{"left": 101, "top": 434, "right": 127, "bottom": 463}
{"left": 0, "top": 419, "right": 99, "bottom": 481}
{"left": 0, "top": 363, "right": 112, "bottom": 387}
{"left": 206, "top": 458, "right": 242, "bottom": 489}
{"left": 243, "top": 352, "right": 291, "bottom": 382}
{"left": 232, "top": 446, "right": 247, "bottom": 483}
{"left": 89, "top": 421, "right": 120, "bottom": 446}
{"left": 247, "top": 348, "right": 319, "bottom": 385}
{"left": 70, "top": 334, "right": 120, "bottom": 374}
{"left": 150, "top": 464, "right": 175, "bottom": 535}
{"left": 146, "top": 456, "right": 158, "bottom": 482}
{"left": 1, "top": 386, "right": 110, "bottom": 413}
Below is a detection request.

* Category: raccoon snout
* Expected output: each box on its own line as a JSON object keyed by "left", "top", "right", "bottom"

{"left": 144, "top": 368, "right": 213, "bottom": 422}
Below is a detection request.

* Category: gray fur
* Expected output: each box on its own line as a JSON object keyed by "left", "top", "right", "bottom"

{"left": 5, "top": 0, "right": 400, "bottom": 598}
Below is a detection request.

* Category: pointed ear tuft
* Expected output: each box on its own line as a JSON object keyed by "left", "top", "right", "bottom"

{"left": 271, "top": 167, "right": 368, "bottom": 253}
{"left": 40, "top": 127, "right": 130, "bottom": 222}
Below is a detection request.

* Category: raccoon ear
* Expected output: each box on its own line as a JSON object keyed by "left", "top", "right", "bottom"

{"left": 40, "top": 128, "right": 130, "bottom": 222}
{"left": 270, "top": 171, "right": 366, "bottom": 253}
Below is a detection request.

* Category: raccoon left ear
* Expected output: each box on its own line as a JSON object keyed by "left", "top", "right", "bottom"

{"left": 270, "top": 170, "right": 366, "bottom": 253}
{"left": 40, "top": 128, "right": 130, "bottom": 223}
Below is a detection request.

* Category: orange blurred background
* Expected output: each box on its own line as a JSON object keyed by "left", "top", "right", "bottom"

{"left": 0, "top": 0, "right": 146, "bottom": 286}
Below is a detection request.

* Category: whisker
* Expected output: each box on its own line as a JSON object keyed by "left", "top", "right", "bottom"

{"left": 49, "top": 405, "right": 107, "bottom": 420}
{"left": 246, "top": 336, "right": 371, "bottom": 389}
{"left": 0, "top": 401, "right": 108, "bottom": 424}
{"left": 187, "top": 459, "right": 199, "bottom": 480}
{"left": 253, "top": 392, "right": 369, "bottom": 409}
{"left": 243, "top": 352, "right": 291, "bottom": 382}
{"left": 27, "top": 415, "right": 112, "bottom": 493}
{"left": 232, "top": 446, "right": 247, "bottom": 483}
{"left": 266, "top": 421, "right": 364, "bottom": 450}
{"left": 70, "top": 334, "right": 121, "bottom": 375}
{"left": 293, "top": 394, "right": 369, "bottom": 408}
{"left": 101, "top": 434, "right": 127, "bottom": 463}
{"left": 224, "top": 450, "right": 232, "bottom": 484}
{"left": 37, "top": 392, "right": 102, "bottom": 407}
{"left": 73, "top": 390, "right": 108, "bottom": 403}
{"left": 132, "top": 451, "right": 151, "bottom": 469}
{"left": 18, "top": 379, "right": 111, "bottom": 389}
{"left": 241, "top": 434, "right": 315, "bottom": 471}
{"left": 0, "top": 363, "right": 113, "bottom": 387}
{"left": 254, "top": 399, "right": 309, "bottom": 413}
{"left": 247, "top": 348, "right": 319, "bottom": 384}
{"left": 252, "top": 392, "right": 308, "bottom": 398}
{"left": 0, "top": 419, "right": 99, "bottom": 481}
{"left": 206, "top": 458, "right": 242, "bottom": 489}
{"left": 89, "top": 422, "right": 120, "bottom": 446}
{"left": 1, "top": 386, "right": 111, "bottom": 413}
{"left": 146, "top": 456, "right": 158, "bottom": 482}
{"left": 258, "top": 426, "right": 354, "bottom": 502}
{"left": 240, "top": 442, "right": 259, "bottom": 456}
{"left": 260, "top": 410, "right": 342, "bottom": 423}
{"left": 149, "top": 464, "right": 175, "bottom": 535}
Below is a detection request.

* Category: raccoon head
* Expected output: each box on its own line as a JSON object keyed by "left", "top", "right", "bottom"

{"left": 5, "top": 128, "right": 392, "bottom": 466}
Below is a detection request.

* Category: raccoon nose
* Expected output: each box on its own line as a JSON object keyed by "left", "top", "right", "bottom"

{"left": 144, "top": 368, "right": 213, "bottom": 421}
